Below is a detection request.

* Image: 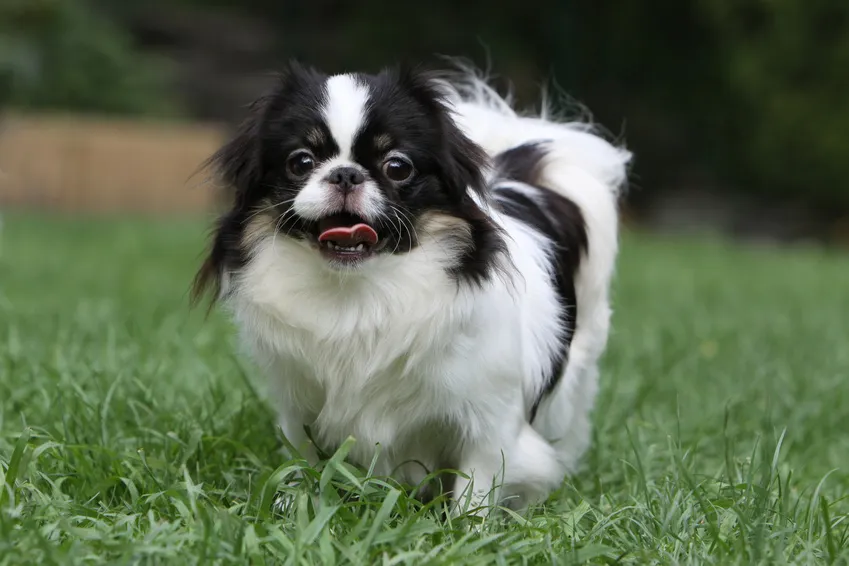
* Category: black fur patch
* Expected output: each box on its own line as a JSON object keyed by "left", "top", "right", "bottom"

{"left": 492, "top": 143, "right": 588, "bottom": 422}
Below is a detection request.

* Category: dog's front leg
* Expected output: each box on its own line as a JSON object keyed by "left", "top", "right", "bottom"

{"left": 273, "top": 407, "right": 319, "bottom": 514}
{"left": 452, "top": 444, "right": 506, "bottom": 518}
{"left": 277, "top": 406, "right": 319, "bottom": 465}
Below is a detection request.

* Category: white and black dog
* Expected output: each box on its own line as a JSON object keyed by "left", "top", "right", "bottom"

{"left": 194, "top": 62, "right": 631, "bottom": 514}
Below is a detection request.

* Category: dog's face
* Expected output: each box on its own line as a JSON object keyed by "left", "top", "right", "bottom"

{"left": 193, "top": 63, "right": 507, "bottom": 302}
{"left": 206, "top": 63, "right": 494, "bottom": 267}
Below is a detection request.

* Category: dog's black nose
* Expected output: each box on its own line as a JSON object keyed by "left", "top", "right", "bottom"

{"left": 326, "top": 167, "right": 365, "bottom": 194}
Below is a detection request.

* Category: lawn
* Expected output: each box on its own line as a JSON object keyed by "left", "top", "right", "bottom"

{"left": 1, "top": 213, "right": 848, "bottom": 565}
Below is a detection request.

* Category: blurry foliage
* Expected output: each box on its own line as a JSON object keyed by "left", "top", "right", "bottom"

{"left": 557, "top": 1, "right": 849, "bottom": 211}
{"left": 0, "top": 0, "right": 178, "bottom": 116}
{"left": 695, "top": 0, "right": 849, "bottom": 209}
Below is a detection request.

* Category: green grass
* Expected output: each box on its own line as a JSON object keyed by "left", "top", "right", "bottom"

{"left": 1, "top": 212, "right": 848, "bottom": 565}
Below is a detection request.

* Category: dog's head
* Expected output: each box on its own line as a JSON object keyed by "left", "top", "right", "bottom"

{"left": 194, "top": 63, "right": 504, "bottom": 301}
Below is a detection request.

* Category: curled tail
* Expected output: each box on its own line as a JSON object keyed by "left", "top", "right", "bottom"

{"left": 438, "top": 69, "right": 632, "bottom": 197}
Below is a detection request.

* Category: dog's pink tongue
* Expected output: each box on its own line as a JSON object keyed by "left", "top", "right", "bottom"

{"left": 318, "top": 224, "right": 378, "bottom": 246}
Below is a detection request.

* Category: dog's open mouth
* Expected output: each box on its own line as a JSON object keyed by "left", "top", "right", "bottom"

{"left": 316, "top": 213, "right": 379, "bottom": 263}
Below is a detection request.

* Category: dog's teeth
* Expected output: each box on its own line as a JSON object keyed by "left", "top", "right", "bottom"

{"left": 323, "top": 241, "right": 367, "bottom": 254}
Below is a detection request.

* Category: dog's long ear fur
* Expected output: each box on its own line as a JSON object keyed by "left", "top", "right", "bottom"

{"left": 207, "top": 95, "right": 270, "bottom": 207}
{"left": 397, "top": 65, "right": 489, "bottom": 203}
{"left": 191, "top": 91, "right": 270, "bottom": 306}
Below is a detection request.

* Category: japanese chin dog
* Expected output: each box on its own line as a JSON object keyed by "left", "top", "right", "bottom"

{"left": 193, "top": 61, "right": 631, "bottom": 515}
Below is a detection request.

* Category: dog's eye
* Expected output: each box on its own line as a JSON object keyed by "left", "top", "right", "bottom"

{"left": 287, "top": 150, "right": 316, "bottom": 179}
{"left": 383, "top": 156, "right": 414, "bottom": 183}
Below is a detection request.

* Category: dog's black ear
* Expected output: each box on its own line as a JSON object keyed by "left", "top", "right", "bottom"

{"left": 204, "top": 60, "right": 322, "bottom": 205}
{"left": 440, "top": 116, "right": 489, "bottom": 202}
{"left": 191, "top": 91, "right": 270, "bottom": 307}
{"left": 205, "top": 94, "right": 269, "bottom": 206}
{"left": 397, "top": 65, "right": 489, "bottom": 202}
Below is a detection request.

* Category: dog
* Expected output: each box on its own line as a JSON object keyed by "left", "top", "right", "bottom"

{"left": 193, "top": 62, "right": 631, "bottom": 514}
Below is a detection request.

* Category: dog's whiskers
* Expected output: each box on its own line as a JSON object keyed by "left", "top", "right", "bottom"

{"left": 245, "top": 196, "right": 298, "bottom": 224}
{"left": 385, "top": 210, "right": 405, "bottom": 255}
{"left": 391, "top": 204, "right": 419, "bottom": 252}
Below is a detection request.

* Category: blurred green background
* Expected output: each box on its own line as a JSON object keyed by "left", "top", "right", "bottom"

{"left": 2, "top": 0, "right": 848, "bottom": 243}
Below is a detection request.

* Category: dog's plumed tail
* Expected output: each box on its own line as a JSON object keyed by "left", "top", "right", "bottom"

{"left": 437, "top": 69, "right": 632, "bottom": 197}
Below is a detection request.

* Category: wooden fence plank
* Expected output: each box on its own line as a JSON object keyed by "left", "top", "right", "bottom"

{"left": 0, "top": 114, "right": 227, "bottom": 213}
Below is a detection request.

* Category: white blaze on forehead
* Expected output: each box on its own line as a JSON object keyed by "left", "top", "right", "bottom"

{"left": 322, "top": 74, "right": 370, "bottom": 159}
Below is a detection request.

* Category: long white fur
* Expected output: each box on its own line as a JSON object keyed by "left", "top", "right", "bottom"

{"left": 225, "top": 71, "right": 631, "bottom": 514}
